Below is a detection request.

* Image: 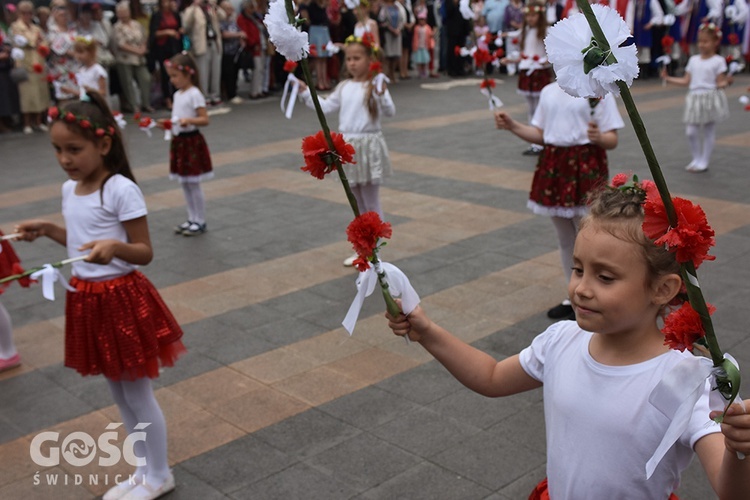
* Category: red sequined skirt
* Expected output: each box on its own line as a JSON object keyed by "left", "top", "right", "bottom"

{"left": 517, "top": 68, "right": 553, "bottom": 95}
{"left": 529, "top": 144, "right": 608, "bottom": 217}
{"left": 529, "top": 478, "right": 680, "bottom": 500}
{"left": 65, "top": 271, "right": 186, "bottom": 381}
{"left": 0, "top": 231, "right": 27, "bottom": 294}
{"left": 169, "top": 130, "right": 213, "bottom": 181}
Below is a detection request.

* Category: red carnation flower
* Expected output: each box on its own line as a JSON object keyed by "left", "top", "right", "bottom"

{"left": 639, "top": 179, "right": 657, "bottom": 197}
{"left": 79, "top": 119, "right": 91, "bottom": 129}
{"left": 662, "top": 301, "right": 716, "bottom": 352}
{"left": 300, "top": 130, "right": 356, "bottom": 180}
{"left": 68, "top": 71, "right": 76, "bottom": 82}
{"left": 133, "top": 112, "right": 142, "bottom": 121}
{"left": 728, "top": 33, "right": 740, "bottom": 46}
{"left": 642, "top": 193, "right": 716, "bottom": 268}
{"left": 48, "top": 107, "right": 60, "bottom": 120}
{"left": 661, "top": 35, "right": 674, "bottom": 51}
{"left": 473, "top": 48, "right": 493, "bottom": 66}
{"left": 32, "top": 63, "right": 44, "bottom": 74}
{"left": 309, "top": 44, "right": 318, "bottom": 57}
{"left": 610, "top": 173, "right": 628, "bottom": 187}
{"left": 139, "top": 117, "right": 153, "bottom": 128}
{"left": 346, "top": 212, "right": 393, "bottom": 259}
{"left": 479, "top": 78, "right": 496, "bottom": 89}
{"left": 163, "top": 119, "right": 172, "bottom": 131}
{"left": 353, "top": 256, "right": 370, "bottom": 272}
{"left": 283, "top": 60, "right": 298, "bottom": 73}
{"left": 64, "top": 112, "right": 76, "bottom": 123}
{"left": 95, "top": 128, "right": 105, "bottom": 137}
{"left": 494, "top": 48, "right": 505, "bottom": 59}
{"left": 454, "top": 46, "right": 461, "bottom": 56}
{"left": 37, "top": 45, "right": 50, "bottom": 57}
{"left": 369, "top": 61, "right": 382, "bottom": 74}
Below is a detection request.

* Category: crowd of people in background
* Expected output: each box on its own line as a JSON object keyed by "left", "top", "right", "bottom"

{"left": 0, "top": 0, "right": 748, "bottom": 133}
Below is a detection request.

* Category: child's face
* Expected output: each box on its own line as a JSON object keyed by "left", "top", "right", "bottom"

{"left": 697, "top": 31, "right": 719, "bottom": 56}
{"left": 568, "top": 223, "right": 661, "bottom": 338}
{"left": 50, "top": 122, "right": 110, "bottom": 185}
{"left": 74, "top": 46, "right": 94, "bottom": 65}
{"left": 167, "top": 66, "right": 191, "bottom": 90}
{"left": 345, "top": 44, "right": 371, "bottom": 80}
{"left": 525, "top": 11, "right": 540, "bottom": 27}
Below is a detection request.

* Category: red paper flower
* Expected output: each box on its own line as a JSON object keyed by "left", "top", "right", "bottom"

{"left": 610, "top": 173, "right": 628, "bottom": 187}
{"left": 454, "top": 46, "right": 461, "bottom": 56}
{"left": 32, "top": 63, "right": 44, "bottom": 74}
{"left": 660, "top": 35, "right": 674, "bottom": 51}
{"left": 353, "top": 256, "right": 370, "bottom": 272}
{"left": 48, "top": 107, "right": 60, "bottom": 120}
{"left": 728, "top": 33, "right": 740, "bottom": 46}
{"left": 64, "top": 112, "right": 76, "bottom": 123}
{"left": 37, "top": 45, "right": 50, "bottom": 57}
{"left": 642, "top": 193, "right": 716, "bottom": 268}
{"left": 369, "top": 61, "right": 382, "bottom": 74}
{"left": 480, "top": 78, "right": 496, "bottom": 89}
{"left": 346, "top": 212, "right": 393, "bottom": 259}
{"left": 662, "top": 301, "right": 716, "bottom": 351}
{"left": 133, "top": 112, "right": 142, "bottom": 121}
{"left": 163, "top": 119, "right": 173, "bottom": 130}
{"left": 283, "top": 60, "right": 298, "bottom": 73}
{"left": 139, "top": 117, "right": 153, "bottom": 128}
{"left": 494, "top": 48, "right": 505, "bottom": 59}
{"left": 79, "top": 119, "right": 91, "bottom": 129}
{"left": 95, "top": 128, "right": 106, "bottom": 137}
{"left": 309, "top": 44, "right": 318, "bottom": 57}
{"left": 300, "top": 131, "right": 356, "bottom": 179}
{"left": 473, "top": 48, "right": 493, "bottom": 66}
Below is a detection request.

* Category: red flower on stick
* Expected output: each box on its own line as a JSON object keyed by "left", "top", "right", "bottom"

{"left": 369, "top": 61, "right": 382, "bottom": 74}
{"left": 454, "top": 46, "right": 461, "bottom": 56}
{"left": 283, "top": 60, "right": 298, "bottom": 73}
{"left": 37, "top": 45, "right": 50, "bottom": 58}
{"left": 32, "top": 63, "right": 44, "bottom": 74}
{"left": 642, "top": 192, "right": 716, "bottom": 268}
{"left": 728, "top": 33, "right": 740, "bottom": 46}
{"left": 661, "top": 35, "right": 674, "bottom": 52}
{"left": 346, "top": 212, "right": 393, "bottom": 267}
{"left": 473, "top": 48, "right": 493, "bottom": 66}
{"left": 663, "top": 301, "right": 716, "bottom": 352}
{"left": 479, "top": 79, "right": 496, "bottom": 89}
{"left": 301, "top": 131, "right": 356, "bottom": 179}
{"left": 163, "top": 119, "right": 173, "bottom": 131}
{"left": 494, "top": 48, "right": 505, "bottom": 59}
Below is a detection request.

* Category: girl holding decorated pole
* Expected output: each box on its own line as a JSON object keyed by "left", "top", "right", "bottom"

{"left": 298, "top": 35, "right": 396, "bottom": 267}
{"left": 661, "top": 22, "right": 732, "bottom": 173}
{"left": 15, "top": 91, "right": 183, "bottom": 500}
{"left": 0, "top": 233, "right": 31, "bottom": 372}
{"left": 387, "top": 179, "right": 750, "bottom": 499}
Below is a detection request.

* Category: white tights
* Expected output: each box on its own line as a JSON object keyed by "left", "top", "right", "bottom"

{"left": 550, "top": 216, "right": 581, "bottom": 285}
{"left": 106, "top": 378, "right": 171, "bottom": 486}
{"left": 686, "top": 122, "right": 716, "bottom": 169}
{"left": 0, "top": 301, "right": 16, "bottom": 359}
{"left": 181, "top": 182, "right": 206, "bottom": 224}
{"left": 350, "top": 183, "right": 383, "bottom": 219}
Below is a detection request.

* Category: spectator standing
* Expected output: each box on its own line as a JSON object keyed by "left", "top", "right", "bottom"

{"left": 483, "top": 0, "right": 509, "bottom": 35}
{"left": 503, "top": 0, "right": 524, "bottom": 32}
{"left": 353, "top": 0, "right": 380, "bottom": 46}
{"left": 182, "top": 0, "right": 223, "bottom": 105}
{"left": 219, "top": 0, "right": 245, "bottom": 104}
{"left": 0, "top": 8, "right": 20, "bottom": 132}
{"left": 399, "top": 0, "right": 415, "bottom": 79}
{"left": 300, "top": 0, "right": 332, "bottom": 90}
{"left": 378, "top": 0, "right": 406, "bottom": 81}
{"left": 148, "top": 0, "right": 183, "bottom": 110}
{"left": 236, "top": 0, "right": 263, "bottom": 98}
{"left": 114, "top": 1, "right": 153, "bottom": 113}
{"left": 46, "top": 0, "right": 77, "bottom": 105}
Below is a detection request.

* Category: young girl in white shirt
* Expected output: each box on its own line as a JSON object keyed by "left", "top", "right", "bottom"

{"left": 159, "top": 52, "right": 213, "bottom": 236}
{"left": 72, "top": 36, "right": 108, "bottom": 97}
{"left": 662, "top": 22, "right": 732, "bottom": 172}
{"left": 16, "top": 91, "right": 184, "bottom": 500}
{"left": 299, "top": 36, "right": 396, "bottom": 267}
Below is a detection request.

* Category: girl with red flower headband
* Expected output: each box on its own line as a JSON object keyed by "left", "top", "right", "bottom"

{"left": 661, "top": 23, "right": 732, "bottom": 173}
{"left": 298, "top": 37, "right": 396, "bottom": 267}
{"left": 15, "top": 91, "right": 184, "bottom": 500}
{"left": 386, "top": 182, "right": 750, "bottom": 499}
{"left": 499, "top": 0, "right": 551, "bottom": 155}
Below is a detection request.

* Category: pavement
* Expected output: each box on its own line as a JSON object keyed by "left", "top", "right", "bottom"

{"left": 0, "top": 70, "right": 748, "bottom": 500}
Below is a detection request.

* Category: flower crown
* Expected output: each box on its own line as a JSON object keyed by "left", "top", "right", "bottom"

{"left": 699, "top": 22, "right": 722, "bottom": 38}
{"left": 523, "top": 5, "right": 545, "bottom": 14}
{"left": 47, "top": 105, "right": 116, "bottom": 137}
{"left": 344, "top": 33, "right": 378, "bottom": 52}
{"left": 164, "top": 59, "right": 196, "bottom": 75}
{"left": 73, "top": 35, "right": 95, "bottom": 45}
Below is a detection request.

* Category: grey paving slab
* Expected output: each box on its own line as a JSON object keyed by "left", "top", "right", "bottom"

{"left": 318, "top": 386, "right": 422, "bottom": 431}
{"left": 229, "top": 462, "right": 359, "bottom": 500}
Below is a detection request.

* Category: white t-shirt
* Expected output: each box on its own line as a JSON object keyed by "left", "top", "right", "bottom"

{"left": 686, "top": 54, "right": 727, "bottom": 92}
{"left": 76, "top": 63, "right": 108, "bottom": 96}
{"left": 531, "top": 82, "right": 625, "bottom": 146}
{"left": 519, "top": 321, "right": 721, "bottom": 500}
{"left": 518, "top": 28, "right": 547, "bottom": 70}
{"left": 300, "top": 80, "right": 396, "bottom": 135}
{"left": 172, "top": 86, "right": 206, "bottom": 134}
{"left": 62, "top": 174, "right": 148, "bottom": 281}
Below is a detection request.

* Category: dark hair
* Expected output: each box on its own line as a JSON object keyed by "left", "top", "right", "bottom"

{"left": 56, "top": 92, "right": 136, "bottom": 199}
{"left": 168, "top": 52, "right": 201, "bottom": 90}
{"left": 521, "top": 0, "right": 548, "bottom": 44}
{"left": 581, "top": 186, "right": 681, "bottom": 284}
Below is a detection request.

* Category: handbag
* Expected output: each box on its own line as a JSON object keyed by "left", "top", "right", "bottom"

{"left": 234, "top": 48, "right": 254, "bottom": 70}
{"left": 10, "top": 66, "right": 28, "bottom": 84}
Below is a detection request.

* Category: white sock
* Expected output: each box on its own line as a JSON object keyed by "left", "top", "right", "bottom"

{"left": 181, "top": 184, "right": 196, "bottom": 222}
{"left": 698, "top": 122, "right": 716, "bottom": 169}
{"left": 550, "top": 216, "right": 580, "bottom": 284}
{"left": 350, "top": 183, "right": 383, "bottom": 219}
{"left": 182, "top": 182, "right": 206, "bottom": 224}
{"left": 0, "top": 302, "right": 17, "bottom": 359}
{"left": 685, "top": 124, "right": 702, "bottom": 167}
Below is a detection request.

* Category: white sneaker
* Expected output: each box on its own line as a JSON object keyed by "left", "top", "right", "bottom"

{"left": 230, "top": 96, "right": 243, "bottom": 104}
{"left": 36, "top": 124, "right": 48, "bottom": 132}
{"left": 343, "top": 253, "right": 358, "bottom": 267}
{"left": 103, "top": 479, "right": 138, "bottom": 500}
{"left": 120, "top": 473, "right": 175, "bottom": 500}
{"left": 23, "top": 126, "right": 33, "bottom": 135}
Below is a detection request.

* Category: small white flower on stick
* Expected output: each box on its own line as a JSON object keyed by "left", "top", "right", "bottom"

{"left": 545, "top": 4, "right": 639, "bottom": 98}
{"left": 263, "top": 0, "right": 310, "bottom": 62}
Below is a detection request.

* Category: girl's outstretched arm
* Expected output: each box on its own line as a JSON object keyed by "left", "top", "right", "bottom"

{"left": 696, "top": 400, "right": 750, "bottom": 499}
{"left": 387, "top": 305, "right": 541, "bottom": 397}
{"left": 14, "top": 220, "right": 66, "bottom": 246}
{"left": 662, "top": 68, "right": 691, "bottom": 86}
{"left": 494, "top": 111, "right": 544, "bottom": 145}
{"left": 78, "top": 216, "right": 153, "bottom": 266}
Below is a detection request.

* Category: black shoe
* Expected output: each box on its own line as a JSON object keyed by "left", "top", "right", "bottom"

{"left": 547, "top": 303, "right": 574, "bottom": 319}
{"left": 522, "top": 146, "right": 541, "bottom": 156}
{"left": 174, "top": 220, "right": 192, "bottom": 234}
{"left": 182, "top": 222, "right": 206, "bottom": 236}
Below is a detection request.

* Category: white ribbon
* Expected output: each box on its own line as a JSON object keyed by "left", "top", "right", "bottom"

{"left": 325, "top": 41, "right": 340, "bottom": 55}
{"left": 494, "top": 35, "right": 504, "bottom": 47}
{"left": 13, "top": 34, "right": 28, "bottom": 48}
{"left": 646, "top": 354, "right": 740, "bottom": 478}
{"left": 480, "top": 87, "right": 503, "bottom": 110}
{"left": 281, "top": 73, "right": 300, "bottom": 119}
{"left": 728, "top": 61, "right": 745, "bottom": 75}
{"left": 29, "top": 264, "right": 77, "bottom": 301}
{"left": 11, "top": 47, "right": 24, "bottom": 61}
{"left": 342, "top": 261, "right": 420, "bottom": 335}
{"left": 164, "top": 116, "right": 180, "bottom": 140}
{"left": 740, "top": 95, "right": 750, "bottom": 105}
{"left": 372, "top": 72, "right": 390, "bottom": 94}
{"left": 112, "top": 112, "right": 128, "bottom": 130}
{"left": 663, "top": 13, "right": 676, "bottom": 26}
{"left": 655, "top": 55, "right": 671, "bottom": 66}
{"left": 459, "top": 0, "right": 474, "bottom": 20}
{"left": 139, "top": 120, "right": 156, "bottom": 138}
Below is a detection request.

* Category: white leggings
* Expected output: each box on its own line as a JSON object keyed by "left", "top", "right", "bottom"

{"left": 351, "top": 183, "right": 382, "bottom": 219}
{"left": 106, "top": 378, "right": 171, "bottom": 485}
{"left": 525, "top": 95, "right": 540, "bottom": 123}
{"left": 181, "top": 182, "right": 206, "bottom": 224}
{"left": 686, "top": 122, "right": 716, "bottom": 169}
{"left": 550, "top": 216, "right": 581, "bottom": 284}
{"left": 0, "top": 301, "right": 16, "bottom": 359}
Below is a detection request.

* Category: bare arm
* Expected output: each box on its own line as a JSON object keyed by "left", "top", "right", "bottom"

{"left": 588, "top": 123, "right": 618, "bottom": 150}
{"left": 494, "top": 110, "right": 544, "bottom": 145}
{"left": 387, "top": 305, "right": 542, "bottom": 397}
{"left": 180, "top": 106, "right": 209, "bottom": 127}
{"left": 662, "top": 67, "right": 691, "bottom": 86}
{"left": 78, "top": 216, "right": 153, "bottom": 265}
{"left": 14, "top": 220, "right": 67, "bottom": 246}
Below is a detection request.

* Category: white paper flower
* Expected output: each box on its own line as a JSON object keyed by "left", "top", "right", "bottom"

{"left": 263, "top": 0, "right": 309, "bottom": 62}
{"left": 545, "top": 4, "right": 639, "bottom": 98}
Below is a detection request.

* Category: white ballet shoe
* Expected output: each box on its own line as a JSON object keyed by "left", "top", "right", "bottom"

{"left": 120, "top": 473, "right": 175, "bottom": 500}
{"left": 103, "top": 480, "right": 138, "bottom": 500}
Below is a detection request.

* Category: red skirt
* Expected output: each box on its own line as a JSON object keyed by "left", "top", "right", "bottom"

{"left": 0, "top": 231, "right": 28, "bottom": 294}
{"left": 518, "top": 67, "right": 553, "bottom": 95}
{"left": 169, "top": 130, "right": 213, "bottom": 180}
{"left": 65, "top": 271, "right": 186, "bottom": 381}
{"left": 529, "top": 478, "right": 680, "bottom": 500}
{"left": 529, "top": 144, "right": 608, "bottom": 215}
